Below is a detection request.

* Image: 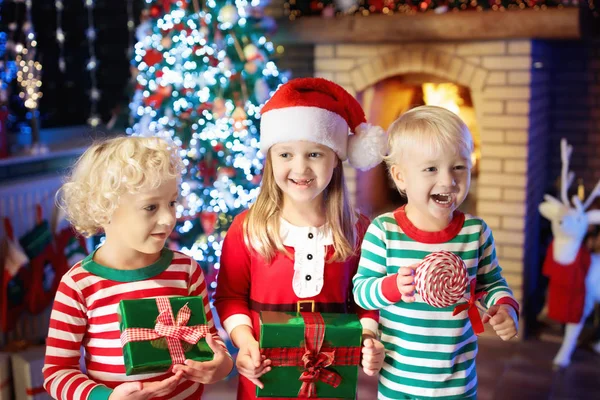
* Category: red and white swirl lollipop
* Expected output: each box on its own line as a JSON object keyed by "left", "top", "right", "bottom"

{"left": 415, "top": 251, "right": 468, "bottom": 308}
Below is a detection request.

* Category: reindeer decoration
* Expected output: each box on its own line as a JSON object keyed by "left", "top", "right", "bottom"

{"left": 538, "top": 138, "right": 600, "bottom": 368}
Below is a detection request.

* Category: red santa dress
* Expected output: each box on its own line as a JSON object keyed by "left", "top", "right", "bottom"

{"left": 214, "top": 210, "right": 379, "bottom": 400}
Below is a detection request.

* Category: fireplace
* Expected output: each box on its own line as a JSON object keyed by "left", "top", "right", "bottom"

{"left": 324, "top": 40, "right": 532, "bottom": 326}
{"left": 272, "top": 7, "right": 600, "bottom": 337}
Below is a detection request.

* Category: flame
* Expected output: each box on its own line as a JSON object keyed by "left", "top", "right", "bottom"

{"left": 422, "top": 83, "right": 479, "bottom": 169}
{"left": 422, "top": 83, "right": 462, "bottom": 115}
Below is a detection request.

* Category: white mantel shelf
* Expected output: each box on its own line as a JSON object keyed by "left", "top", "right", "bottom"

{"left": 272, "top": 8, "right": 581, "bottom": 44}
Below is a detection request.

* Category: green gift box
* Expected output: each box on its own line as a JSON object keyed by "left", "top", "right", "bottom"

{"left": 258, "top": 311, "right": 362, "bottom": 399}
{"left": 118, "top": 296, "right": 214, "bottom": 375}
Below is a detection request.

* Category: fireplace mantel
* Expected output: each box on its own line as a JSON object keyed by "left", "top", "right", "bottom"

{"left": 272, "top": 8, "right": 580, "bottom": 44}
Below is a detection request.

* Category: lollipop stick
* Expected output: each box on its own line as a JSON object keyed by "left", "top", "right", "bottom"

{"left": 474, "top": 301, "right": 490, "bottom": 319}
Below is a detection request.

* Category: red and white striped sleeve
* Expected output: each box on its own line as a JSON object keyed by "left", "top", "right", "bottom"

{"left": 188, "top": 258, "right": 229, "bottom": 353}
{"left": 43, "top": 271, "right": 109, "bottom": 400}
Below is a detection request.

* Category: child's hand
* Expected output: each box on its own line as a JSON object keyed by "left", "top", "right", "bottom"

{"left": 108, "top": 371, "right": 182, "bottom": 400}
{"left": 171, "top": 334, "right": 234, "bottom": 384}
{"left": 482, "top": 304, "right": 518, "bottom": 341}
{"left": 361, "top": 337, "right": 385, "bottom": 376}
{"left": 236, "top": 338, "right": 271, "bottom": 389}
{"left": 396, "top": 264, "right": 418, "bottom": 303}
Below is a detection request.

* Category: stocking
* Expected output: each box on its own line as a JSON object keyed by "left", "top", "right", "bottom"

{"left": 54, "top": 226, "right": 88, "bottom": 267}
{"left": 19, "top": 206, "right": 68, "bottom": 315}
{"left": 0, "top": 218, "right": 29, "bottom": 332}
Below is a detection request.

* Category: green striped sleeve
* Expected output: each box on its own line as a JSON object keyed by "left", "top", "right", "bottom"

{"left": 353, "top": 217, "right": 398, "bottom": 310}
{"left": 475, "top": 220, "right": 516, "bottom": 308}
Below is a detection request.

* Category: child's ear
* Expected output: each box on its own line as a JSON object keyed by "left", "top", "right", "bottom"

{"left": 389, "top": 164, "right": 406, "bottom": 191}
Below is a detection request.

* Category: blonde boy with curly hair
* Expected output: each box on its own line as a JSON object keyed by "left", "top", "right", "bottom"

{"left": 43, "top": 136, "right": 233, "bottom": 400}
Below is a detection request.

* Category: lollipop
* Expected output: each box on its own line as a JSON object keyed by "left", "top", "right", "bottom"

{"left": 415, "top": 250, "right": 468, "bottom": 308}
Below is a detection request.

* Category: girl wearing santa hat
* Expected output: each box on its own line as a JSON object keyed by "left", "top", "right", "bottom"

{"left": 180, "top": 77, "right": 388, "bottom": 399}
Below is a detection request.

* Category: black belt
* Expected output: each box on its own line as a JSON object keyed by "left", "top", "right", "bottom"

{"left": 249, "top": 299, "right": 348, "bottom": 313}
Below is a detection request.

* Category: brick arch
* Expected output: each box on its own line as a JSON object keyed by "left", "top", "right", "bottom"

{"left": 346, "top": 49, "right": 489, "bottom": 94}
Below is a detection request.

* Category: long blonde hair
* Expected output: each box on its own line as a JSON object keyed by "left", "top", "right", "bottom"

{"left": 244, "top": 152, "right": 357, "bottom": 263}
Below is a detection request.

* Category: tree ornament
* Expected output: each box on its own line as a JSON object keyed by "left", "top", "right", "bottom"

{"left": 200, "top": 212, "right": 218, "bottom": 235}
{"left": 150, "top": 4, "right": 162, "bottom": 18}
{"left": 197, "top": 158, "right": 218, "bottom": 186}
{"left": 160, "top": 36, "right": 172, "bottom": 49}
{"left": 219, "top": 4, "right": 239, "bottom": 26}
{"left": 143, "top": 49, "right": 163, "bottom": 67}
{"left": 244, "top": 61, "right": 259, "bottom": 75}
{"left": 243, "top": 44, "right": 260, "bottom": 62}
{"left": 212, "top": 98, "right": 227, "bottom": 119}
{"left": 232, "top": 106, "right": 247, "bottom": 123}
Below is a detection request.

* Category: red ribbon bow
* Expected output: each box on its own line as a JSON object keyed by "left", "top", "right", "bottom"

{"left": 261, "top": 312, "right": 361, "bottom": 398}
{"left": 297, "top": 313, "right": 342, "bottom": 398}
{"left": 120, "top": 297, "right": 210, "bottom": 365}
{"left": 452, "top": 279, "right": 487, "bottom": 335}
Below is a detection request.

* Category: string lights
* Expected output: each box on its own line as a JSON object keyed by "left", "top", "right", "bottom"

{"left": 55, "top": 0, "right": 66, "bottom": 72}
{"left": 126, "top": 0, "right": 136, "bottom": 58}
{"left": 83, "top": 0, "right": 101, "bottom": 127}
{"left": 16, "top": 0, "right": 42, "bottom": 111}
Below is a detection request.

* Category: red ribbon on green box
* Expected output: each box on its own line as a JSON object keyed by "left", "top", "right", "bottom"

{"left": 261, "top": 312, "right": 361, "bottom": 398}
{"left": 120, "top": 297, "right": 210, "bottom": 365}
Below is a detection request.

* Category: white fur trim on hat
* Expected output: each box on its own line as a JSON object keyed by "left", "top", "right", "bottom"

{"left": 348, "top": 123, "right": 388, "bottom": 171}
{"left": 260, "top": 106, "right": 349, "bottom": 160}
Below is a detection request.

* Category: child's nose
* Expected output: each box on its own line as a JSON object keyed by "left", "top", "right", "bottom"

{"left": 292, "top": 157, "right": 310, "bottom": 173}
{"left": 440, "top": 171, "right": 457, "bottom": 187}
{"left": 158, "top": 208, "right": 176, "bottom": 228}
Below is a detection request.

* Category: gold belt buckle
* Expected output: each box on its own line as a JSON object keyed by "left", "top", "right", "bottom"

{"left": 297, "top": 300, "right": 315, "bottom": 313}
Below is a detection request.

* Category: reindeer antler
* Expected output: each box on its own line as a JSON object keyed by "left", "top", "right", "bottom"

{"left": 560, "top": 138, "right": 575, "bottom": 206}
{"left": 583, "top": 179, "right": 600, "bottom": 210}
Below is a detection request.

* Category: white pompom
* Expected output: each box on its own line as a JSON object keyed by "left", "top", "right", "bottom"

{"left": 347, "top": 123, "right": 388, "bottom": 171}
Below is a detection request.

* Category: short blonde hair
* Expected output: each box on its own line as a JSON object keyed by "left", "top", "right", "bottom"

{"left": 57, "top": 136, "right": 184, "bottom": 237}
{"left": 244, "top": 153, "right": 357, "bottom": 263}
{"left": 384, "top": 105, "right": 473, "bottom": 168}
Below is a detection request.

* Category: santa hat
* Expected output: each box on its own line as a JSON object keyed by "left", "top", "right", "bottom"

{"left": 259, "top": 78, "right": 388, "bottom": 171}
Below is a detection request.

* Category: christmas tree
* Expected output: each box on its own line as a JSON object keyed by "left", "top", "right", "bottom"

{"left": 129, "top": 0, "right": 285, "bottom": 293}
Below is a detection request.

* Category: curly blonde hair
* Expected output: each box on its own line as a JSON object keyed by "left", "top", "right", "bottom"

{"left": 57, "top": 136, "right": 184, "bottom": 237}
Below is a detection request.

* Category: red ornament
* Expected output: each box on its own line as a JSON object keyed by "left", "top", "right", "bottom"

{"left": 197, "top": 103, "right": 213, "bottom": 116}
{"left": 198, "top": 158, "right": 218, "bottom": 186}
{"left": 208, "top": 56, "right": 219, "bottom": 67}
{"left": 213, "top": 143, "right": 224, "bottom": 152}
{"left": 143, "top": 93, "right": 166, "bottom": 108}
{"left": 150, "top": 4, "right": 162, "bottom": 18}
{"left": 200, "top": 212, "right": 218, "bottom": 235}
{"left": 155, "top": 70, "right": 164, "bottom": 78}
{"left": 143, "top": 49, "right": 163, "bottom": 67}
{"left": 161, "top": 0, "right": 172, "bottom": 13}
{"left": 251, "top": 174, "right": 262, "bottom": 184}
{"left": 219, "top": 167, "right": 236, "bottom": 178}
